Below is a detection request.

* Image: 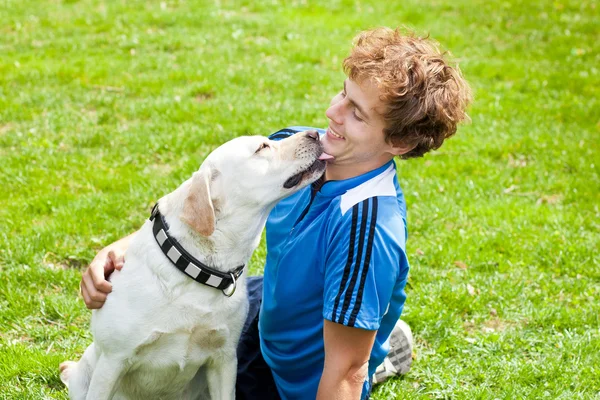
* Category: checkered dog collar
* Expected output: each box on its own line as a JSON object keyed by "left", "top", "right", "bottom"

{"left": 149, "top": 203, "right": 244, "bottom": 296}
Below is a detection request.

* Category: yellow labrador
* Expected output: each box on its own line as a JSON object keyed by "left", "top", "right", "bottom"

{"left": 60, "top": 131, "right": 329, "bottom": 400}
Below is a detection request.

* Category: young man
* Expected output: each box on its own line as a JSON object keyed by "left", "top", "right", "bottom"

{"left": 80, "top": 27, "right": 471, "bottom": 399}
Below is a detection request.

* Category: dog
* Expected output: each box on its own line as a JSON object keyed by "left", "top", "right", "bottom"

{"left": 60, "top": 131, "right": 328, "bottom": 400}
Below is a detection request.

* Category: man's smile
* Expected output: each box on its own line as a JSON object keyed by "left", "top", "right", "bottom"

{"left": 327, "top": 127, "right": 345, "bottom": 140}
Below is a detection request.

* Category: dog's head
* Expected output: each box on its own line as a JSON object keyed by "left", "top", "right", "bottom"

{"left": 181, "top": 131, "right": 327, "bottom": 236}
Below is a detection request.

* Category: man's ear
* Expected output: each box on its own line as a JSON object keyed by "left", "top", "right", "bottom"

{"left": 181, "top": 168, "right": 215, "bottom": 236}
{"left": 388, "top": 139, "right": 417, "bottom": 156}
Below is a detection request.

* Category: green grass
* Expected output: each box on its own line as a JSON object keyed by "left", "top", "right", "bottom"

{"left": 1, "top": 0, "right": 599, "bottom": 398}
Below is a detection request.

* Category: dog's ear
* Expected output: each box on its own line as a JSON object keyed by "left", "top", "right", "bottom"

{"left": 181, "top": 168, "right": 215, "bottom": 236}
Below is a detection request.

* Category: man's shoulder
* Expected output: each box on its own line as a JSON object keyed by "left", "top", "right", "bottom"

{"left": 337, "top": 163, "right": 399, "bottom": 217}
{"left": 330, "top": 195, "right": 405, "bottom": 236}
{"left": 326, "top": 166, "right": 407, "bottom": 247}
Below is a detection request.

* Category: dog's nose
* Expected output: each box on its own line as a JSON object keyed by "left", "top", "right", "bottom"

{"left": 306, "top": 130, "right": 320, "bottom": 141}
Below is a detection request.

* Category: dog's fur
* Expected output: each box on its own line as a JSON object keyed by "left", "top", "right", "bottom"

{"left": 60, "top": 132, "right": 325, "bottom": 400}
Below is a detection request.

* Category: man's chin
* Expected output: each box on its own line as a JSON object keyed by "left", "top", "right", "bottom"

{"left": 321, "top": 140, "right": 340, "bottom": 158}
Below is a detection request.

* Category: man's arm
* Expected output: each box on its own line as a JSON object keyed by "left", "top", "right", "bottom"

{"left": 80, "top": 231, "right": 137, "bottom": 309}
{"left": 316, "top": 320, "right": 377, "bottom": 400}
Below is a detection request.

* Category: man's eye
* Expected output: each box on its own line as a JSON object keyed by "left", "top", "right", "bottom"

{"left": 255, "top": 143, "right": 270, "bottom": 154}
{"left": 353, "top": 111, "right": 363, "bottom": 122}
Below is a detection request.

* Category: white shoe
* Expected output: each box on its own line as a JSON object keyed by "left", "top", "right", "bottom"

{"left": 372, "top": 320, "right": 413, "bottom": 385}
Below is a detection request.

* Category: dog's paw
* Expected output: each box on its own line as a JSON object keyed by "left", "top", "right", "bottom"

{"left": 59, "top": 361, "right": 76, "bottom": 387}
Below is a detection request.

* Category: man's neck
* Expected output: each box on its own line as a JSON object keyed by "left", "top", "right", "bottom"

{"left": 324, "top": 157, "right": 394, "bottom": 182}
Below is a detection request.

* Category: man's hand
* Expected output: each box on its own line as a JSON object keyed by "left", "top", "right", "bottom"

{"left": 316, "top": 320, "right": 377, "bottom": 400}
{"left": 80, "top": 232, "right": 136, "bottom": 309}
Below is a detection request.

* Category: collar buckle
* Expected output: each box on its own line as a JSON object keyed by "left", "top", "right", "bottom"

{"left": 222, "top": 273, "right": 237, "bottom": 297}
{"left": 149, "top": 203, "right": 159, "bottom": 221}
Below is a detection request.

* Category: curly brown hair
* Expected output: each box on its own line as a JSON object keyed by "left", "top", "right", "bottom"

{"left": 344, "top": 27, "right": 472, "bottom": 159}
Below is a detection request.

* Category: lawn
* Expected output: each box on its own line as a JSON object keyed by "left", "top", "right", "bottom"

{"left": 0, "top": 0, "right": 599, "bottom": 398}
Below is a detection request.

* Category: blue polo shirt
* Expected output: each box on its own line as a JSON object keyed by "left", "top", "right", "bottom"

{"left": 259, "top": 127, "right": 410, "bottom": 399}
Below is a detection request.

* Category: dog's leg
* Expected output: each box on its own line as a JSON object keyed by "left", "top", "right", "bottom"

{"left": 61, "top": 343, "right": 100, "bottom": 400}
{"left": 206, "top": 349, "right": 237, "bottom": 400}
{"left": 84, "top": 353, "right": 128, "bottom": 400}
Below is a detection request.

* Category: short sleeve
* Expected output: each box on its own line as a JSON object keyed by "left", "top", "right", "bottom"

{"left": 323, "top": 197, "right": 405, "bottom": 330}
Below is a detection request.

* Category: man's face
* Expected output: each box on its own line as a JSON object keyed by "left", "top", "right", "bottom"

{"left": 322, "top": 78, "right": 398, "bottom": 177}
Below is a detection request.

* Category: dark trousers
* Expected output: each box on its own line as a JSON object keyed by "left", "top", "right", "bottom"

{"left": 235, "top": 276, "right": 281, "bottom": 400}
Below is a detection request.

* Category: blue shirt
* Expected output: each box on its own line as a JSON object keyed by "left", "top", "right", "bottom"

{"left": 259, "top": 127, "right": 410, "bottom": 399}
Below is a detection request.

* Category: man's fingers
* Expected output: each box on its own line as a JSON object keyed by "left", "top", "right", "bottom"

{"left": 108, "top": 250, "right": 124, "bottom": 271}
{"left": 82, "top": 273, "right": 108, "bottom": 303}
{"left": 80, "top": 281, "right": 105, "bottom": 310}
{"left": 89, "top": 260, "right": 113, "bottom": 294}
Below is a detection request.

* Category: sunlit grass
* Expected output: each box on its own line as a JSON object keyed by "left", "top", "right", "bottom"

{"left": 0, "top": 0, "right": 598, "bottom": 398}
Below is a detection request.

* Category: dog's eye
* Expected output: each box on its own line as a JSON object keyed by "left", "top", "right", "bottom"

{"left": 255, "top": 143, "right": 270, "bottom": 154}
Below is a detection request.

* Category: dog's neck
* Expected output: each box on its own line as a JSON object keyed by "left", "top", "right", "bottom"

{"left": 156, "top": 188, "right": 272, "bottom": 274}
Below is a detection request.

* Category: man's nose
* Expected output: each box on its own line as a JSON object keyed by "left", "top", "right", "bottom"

{"left": 325, "top": 103, "right": 343, "bottom": 125}
{"left": 306, "top": 130, "right": 320, "bottom": 141}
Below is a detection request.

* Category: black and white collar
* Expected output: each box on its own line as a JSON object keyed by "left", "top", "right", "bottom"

{"left": 149, "top": 203, "right": 244, "bottom": 296}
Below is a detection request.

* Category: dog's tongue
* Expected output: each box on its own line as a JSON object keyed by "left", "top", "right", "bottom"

{"left": 319, "top": 152, "right": 335, "bottom": 161}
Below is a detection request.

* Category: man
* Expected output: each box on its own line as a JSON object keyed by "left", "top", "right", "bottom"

{"left": 81, "top": 27, "right": 471, "bottom": 399}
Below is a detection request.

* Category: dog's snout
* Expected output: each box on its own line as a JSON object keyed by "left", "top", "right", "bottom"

{"left": 305, "top": 130, "right": 320, "bottom": 141}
